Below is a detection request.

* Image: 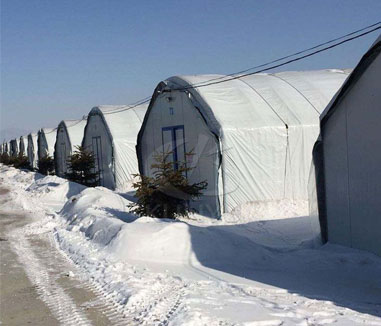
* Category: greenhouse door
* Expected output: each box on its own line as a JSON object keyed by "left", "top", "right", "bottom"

{"left": 162, "top": 125, "right": 186, "bottom": 172}
{"left": 92, "top": 136, "right": 103, "bottom": 186}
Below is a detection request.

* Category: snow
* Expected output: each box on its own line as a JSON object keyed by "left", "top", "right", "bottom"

{"left": 1, "top": 164, "right": 381, "bottom": 326}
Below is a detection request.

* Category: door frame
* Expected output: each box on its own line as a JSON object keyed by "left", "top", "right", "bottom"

{"left": 161, "top": 125, "right": 186, "bottom": 172}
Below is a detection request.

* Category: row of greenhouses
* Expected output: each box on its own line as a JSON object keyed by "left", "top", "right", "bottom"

{"left": 1, "top": 35, "right": 380, "bottom": 256}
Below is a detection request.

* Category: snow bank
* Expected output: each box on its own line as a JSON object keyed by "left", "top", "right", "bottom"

{"left": 56, "top": 182, "right": 322, "bottom": 270}
{"left": 26, "top": 175, "right": 86, "bottom": 211}
{"left": 0, "top": 165, "right": 330, "bottom": 271}
{"left": 2, "top": 165, "right": 381, "bottom": 326}
{"left": 60, "top": 187, "right": 135, "bottom": 246}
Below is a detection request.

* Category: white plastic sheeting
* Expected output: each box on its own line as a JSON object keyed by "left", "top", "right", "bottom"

{"left": 82, "top": 104, "right": 148, "bottom": 190}
{"left": 38, "top": 128, "right": 57, "bottom": 159}
{"left": 27, "top": 133, "right": 38, "bottom": 169}
{"left": 313, "top": 35, "right": 381, "bottom": 256}
{"left": 138, "top": 70, "right": 349, "bottom": 217}
{"left": 55, "top": 119, "right": 87, "bottom": 177}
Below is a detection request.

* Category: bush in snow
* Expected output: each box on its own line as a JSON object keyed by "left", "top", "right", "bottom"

{"left": 65, "top": 146, "right": 99, "bottom": 187}
{"left": 129, "top": 151, "right": 207, "bottom": 219}
{"left": 38, "top": 155, "right": 55, "bottom": 175}
{"left": 0, "top": 152, "right": 11, "bottom": 165}
{"left": 13, "top": 153, "right": 31, "bottom": 170}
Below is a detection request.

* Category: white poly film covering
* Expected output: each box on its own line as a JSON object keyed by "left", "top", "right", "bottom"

{"left": 83, "top": 104, "right": 148, "bottom": 190}
{"left": 27, "top": 133, "right": 38, "bottom": 168}
{"left": 38, "top": 128, "right": 57, "bottom": 159}
{"left": 140, "top": 69, "right": 349, "bottom": 217}
{"left": 55, "top": 119, "right": 87, "bottom": 176}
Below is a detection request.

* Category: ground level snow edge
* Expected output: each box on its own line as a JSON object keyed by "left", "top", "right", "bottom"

{"left": 1, "top": 165, "right": 381, "bottom": 326}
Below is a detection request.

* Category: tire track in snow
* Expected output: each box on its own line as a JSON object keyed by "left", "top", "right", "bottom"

{"left": 9, "top": 228, "right": 92, "bottom": 326}
{"left": 55, "top": 229, "right": 187, "bottom": 326}
{"left": 36, "top": 227, "right": 131, "bottom": 326}
{"left": 54, "top": 230, "right": 138, "bottom": 325}
{"left": 121, "top": 281, "right": 186, "bottom": 326}
{"left": 55, "top": 228, "right": 189, "bottom": 325}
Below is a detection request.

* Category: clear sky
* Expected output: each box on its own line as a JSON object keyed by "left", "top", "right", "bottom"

{"left": 1, "top": 0, "right": 381, "bottom": 139}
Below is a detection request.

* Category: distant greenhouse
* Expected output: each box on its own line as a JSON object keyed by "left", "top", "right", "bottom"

{"left": 19, "top": 135, "right": 28, "bottom": 157}
{"left": 5, "top": 142, "right": 10, "bottom": 155}
{"left": 38, "top": 128, "right": 57, "bottom": 160}
{"left": 10, "top": 139, "right": 19, "bottom": 156}
{"left": 82, "top": 104, "right": 148, "bottom": 190}
{"left": 137, "top": 69, "right": 350, "bottom": 217}
{"left": 55, "top": 118, "right": 87, "bottom": 177}
{"left": 27, "top": 133, "right": 38, "bottom": 169}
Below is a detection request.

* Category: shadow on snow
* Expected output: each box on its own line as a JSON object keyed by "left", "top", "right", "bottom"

{"left": 187, "top": 217, "right": 381, "bottom": 318}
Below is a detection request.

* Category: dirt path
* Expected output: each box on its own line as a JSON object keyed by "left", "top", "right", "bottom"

{"left": 0, "top": 186, "right": 126, "bottom": 325}
{"left": 0, "top": 212, "right": 59, "bottom": 326}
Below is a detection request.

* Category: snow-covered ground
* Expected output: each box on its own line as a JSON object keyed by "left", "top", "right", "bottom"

{"left": 1, "top": 164, "right": 381, "bottom": 326}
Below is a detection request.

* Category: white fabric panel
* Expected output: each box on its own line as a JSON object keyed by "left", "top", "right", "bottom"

{"left": 180, "top": 75, "right": 286, "bottom": 130}
{"left": 64, "top": 119, "right": 87, "bottom": 150}
{"left": 38, "top": 128, "right": 57, "bottom": 159}
{"left": 285, "top": 125, "right": 320, "bottom": 199}
{"left": 274, "top": 70, "right": 351, "bottom": 114}
{"left": 83, "top": 104, "right": 148, "bottom": 190}
{"left": 222, "top": 127, "right": 288, "bottom": 211}
{"left": 240, "top": 74, "right": 319, "bottom": 125}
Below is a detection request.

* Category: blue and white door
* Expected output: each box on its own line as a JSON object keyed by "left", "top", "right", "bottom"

{"left": 162, "top": 125, "right": 186, "bottom": 172}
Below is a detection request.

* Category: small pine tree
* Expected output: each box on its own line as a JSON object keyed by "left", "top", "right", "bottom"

{"left": 129, "top": 151, "right": 208, "bottom": 219}
{"left": 65, "top": 146, "right": 99, "bottom": 187}
{"left": 13, "top": 153, "right": 31, "bottom": 170}
{"left": 38, "top": 155, "right": 55, "bottom": 175}
{"left": 0, "top": 152, "right": 11, "bottom": 165}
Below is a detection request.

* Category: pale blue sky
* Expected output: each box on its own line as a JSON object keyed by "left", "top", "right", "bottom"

{"left": 1, "top": 0, "right": 381, "bottom": 138}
